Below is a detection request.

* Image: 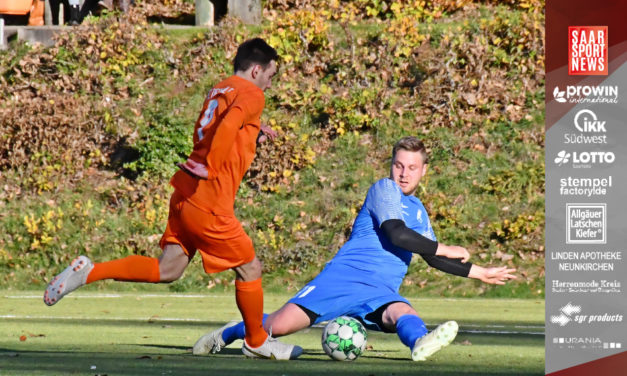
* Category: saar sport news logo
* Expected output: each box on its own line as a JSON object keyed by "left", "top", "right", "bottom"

{"left": 564, "top": 109, "right": 608, "bottom": 145}
{"left": 553, "top": 85, "right": 618, "bottom": 104}
{"left": 554, "top": 150, "right": 615, "bottom": 169}
{"left": 569, "top": 26, "right": 608, "bottom": 75}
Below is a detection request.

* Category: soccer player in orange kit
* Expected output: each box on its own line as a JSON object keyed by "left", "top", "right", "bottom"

{"left": 43, "top": 38, "right": 303, "bottom": 360}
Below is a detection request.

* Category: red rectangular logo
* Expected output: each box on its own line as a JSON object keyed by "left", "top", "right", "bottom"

{"left": 568, "top": 26, "right": 608, "bottom": 75}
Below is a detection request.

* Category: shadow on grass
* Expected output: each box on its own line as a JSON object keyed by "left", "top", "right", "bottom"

{"left": 0, "top": 348, "right": 543, "bottom": 376}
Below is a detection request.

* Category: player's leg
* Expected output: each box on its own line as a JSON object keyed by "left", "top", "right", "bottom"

{"left": 380, "top": 302, "right": 428, "bottom": 346}
{"left": 382, "top": 302, "right": 458, "bottom": 361}
{"left": 233, "top": 257, "right": 266, "bottom": 348}
{"left": 86, "top": 244, "right": 188, "bottom": 284}
{"left": 193, "top": 303, "right": 311, "bottom": 355}
{"left": 233, "top": 258, "right": 303, "bottom": 360}
{"left": 224, "top": 302, "right": 312, "bottom": 344}
{"left": 264, "top": 302, "right": 313, "bottom": 335}
{"left": 157, "top": 244, "right": 191, "bottom": 282}
{"left": 43, "top": 244, "right": 189, "bottom": 306}
{"left": 44, "top": 191, "right": 192, "bottom": 306}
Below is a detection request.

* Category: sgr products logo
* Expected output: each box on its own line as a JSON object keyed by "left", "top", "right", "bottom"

{"left": 554, "top": 150, "right": 615, "bottom": 168}
{"left": 568, "top": 26, "right": 608, "bottom": 75}
{"left": 550, "top": 301, "right": 622, "bottom": 326}
{"left": 550, "top": 302, "right": 582, "bottom": 326}
{"left": 552, "top": 85, "right": 618, "bottom": 104}
{"left": 565, "top": 109, "right": 608, "bottom": 144}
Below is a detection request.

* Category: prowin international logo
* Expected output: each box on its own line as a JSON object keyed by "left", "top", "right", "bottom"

{"left": 554, "top": 150, "right": 615, "bottom": 168}
{"left": 553, "top": 85, "right": 618, "bottom": 104}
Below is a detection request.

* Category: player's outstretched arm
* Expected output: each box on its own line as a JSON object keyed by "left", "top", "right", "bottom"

{"left": 468, "top": 265, "right": 517, "bottom": 285}
{"left": 435, "top": 244, "right": 470, "bottom": 263}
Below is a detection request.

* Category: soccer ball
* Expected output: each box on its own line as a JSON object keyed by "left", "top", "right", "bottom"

{"left": 321, "top": 316, "right": 367, "bottom": 361}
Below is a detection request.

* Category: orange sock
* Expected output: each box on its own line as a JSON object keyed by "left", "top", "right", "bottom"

{"left": 235, "top": 278, "right": 267, "bottom": 348}
{"left": 86, "top": 255, "right": 161, "bottom": 284}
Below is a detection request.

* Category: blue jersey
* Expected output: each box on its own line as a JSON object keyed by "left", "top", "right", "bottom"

{"left": 326, "top": 178, "right": 436, "bottom": 292}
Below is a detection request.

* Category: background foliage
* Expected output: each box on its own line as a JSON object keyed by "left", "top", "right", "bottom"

{"left": 0, "top": 0, "right": 545, "bottom": 297}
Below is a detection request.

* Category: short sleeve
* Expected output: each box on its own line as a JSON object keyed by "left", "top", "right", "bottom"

{"left": 365, "top": 179, "right": 404, "bottom": 227}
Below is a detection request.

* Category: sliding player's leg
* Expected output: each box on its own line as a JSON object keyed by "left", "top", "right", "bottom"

{"left": 193, "top": 303, "right": 311, "bottom": 355}
{"left": 381, "top": 302, "right": 458, "bottom": 361}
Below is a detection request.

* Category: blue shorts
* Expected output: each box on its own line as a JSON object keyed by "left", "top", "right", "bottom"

{"left": 287, "top": 263, "right": 410, "bottom": 332}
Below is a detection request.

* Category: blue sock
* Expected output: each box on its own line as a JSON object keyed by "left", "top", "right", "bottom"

{"left": 396, "top": 314, "right": 428, "bottom": 348}
{"left": 221, "top": 314, "right": 269, "bottom": 345}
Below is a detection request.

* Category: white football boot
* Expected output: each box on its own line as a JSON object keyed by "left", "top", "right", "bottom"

{"left": 242, "top": 334, "right": 303, "bottom": 360}
{"left": 411, "top": 320, "right": 458, "bottom": 361}
{"left": 44, "top": 255, "right": 93, "bottom": 306}
{"left": 193, "top": 321, "right": 239, "bottom": 355}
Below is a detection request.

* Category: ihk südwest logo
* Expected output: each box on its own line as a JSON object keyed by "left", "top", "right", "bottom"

{"left": 553, "top": 85, "right": 618, "bottom": 104}
{"left": 568, "top": 26, "right": 608, "bottom": 75}
{"left": 554, "top": 150, "right": 615, "bottom": 168}
{"left": 564, "top": 109, "right": 608, "bottom": 144}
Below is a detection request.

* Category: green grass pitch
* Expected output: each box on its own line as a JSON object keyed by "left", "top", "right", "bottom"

{"left": 0, "top": 291, "right": 544, "bottom": 375}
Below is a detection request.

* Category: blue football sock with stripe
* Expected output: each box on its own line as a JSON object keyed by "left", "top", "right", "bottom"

{"left": 222, "top": 313, "right": 269, "bottom": 345}
{"left": 396, "top": 314, "right": 428, "bottom": 348}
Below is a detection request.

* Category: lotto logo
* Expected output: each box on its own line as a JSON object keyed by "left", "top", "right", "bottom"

{"left": 569, "top": 26, "right": 608, "bottom": 75}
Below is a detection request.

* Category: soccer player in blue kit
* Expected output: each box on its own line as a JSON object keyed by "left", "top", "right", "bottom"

{"left": 193, "top": 136, "right": 517, "bottom": 361}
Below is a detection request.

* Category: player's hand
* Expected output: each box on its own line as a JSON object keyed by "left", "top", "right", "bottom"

{"left": 177, "top": 158, "right": 208, "bottom": 180}
{"left": 258, "top": 124, "right": 278, "bottom": 143}
{"left": 436, "top": 244, "right": 470, "bottom": 263}
{"left": 476, "top": 266, "right": 517, "bottom": 285}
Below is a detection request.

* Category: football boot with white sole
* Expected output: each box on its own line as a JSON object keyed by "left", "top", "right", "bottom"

{"left": 44, "top": 255, "right": 93, "bottom": 306}
{"left": 411, "top": 320, "right": 458, "bottom": 361}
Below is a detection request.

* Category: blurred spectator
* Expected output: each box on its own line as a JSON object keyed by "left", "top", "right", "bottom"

{"left": 98, "top": 0, "right": 132, "bottom": 12}
{"left": 68, "top": 0, "right": 80, "bottom": 24}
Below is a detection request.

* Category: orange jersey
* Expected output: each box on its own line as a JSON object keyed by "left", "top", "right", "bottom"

{"left": 170, "top": 75, "right": 265, "bottom": 215}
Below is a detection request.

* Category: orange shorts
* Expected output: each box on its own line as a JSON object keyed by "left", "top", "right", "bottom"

{"left": 160, "top": 190, "right": 255, "bottom": 273}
